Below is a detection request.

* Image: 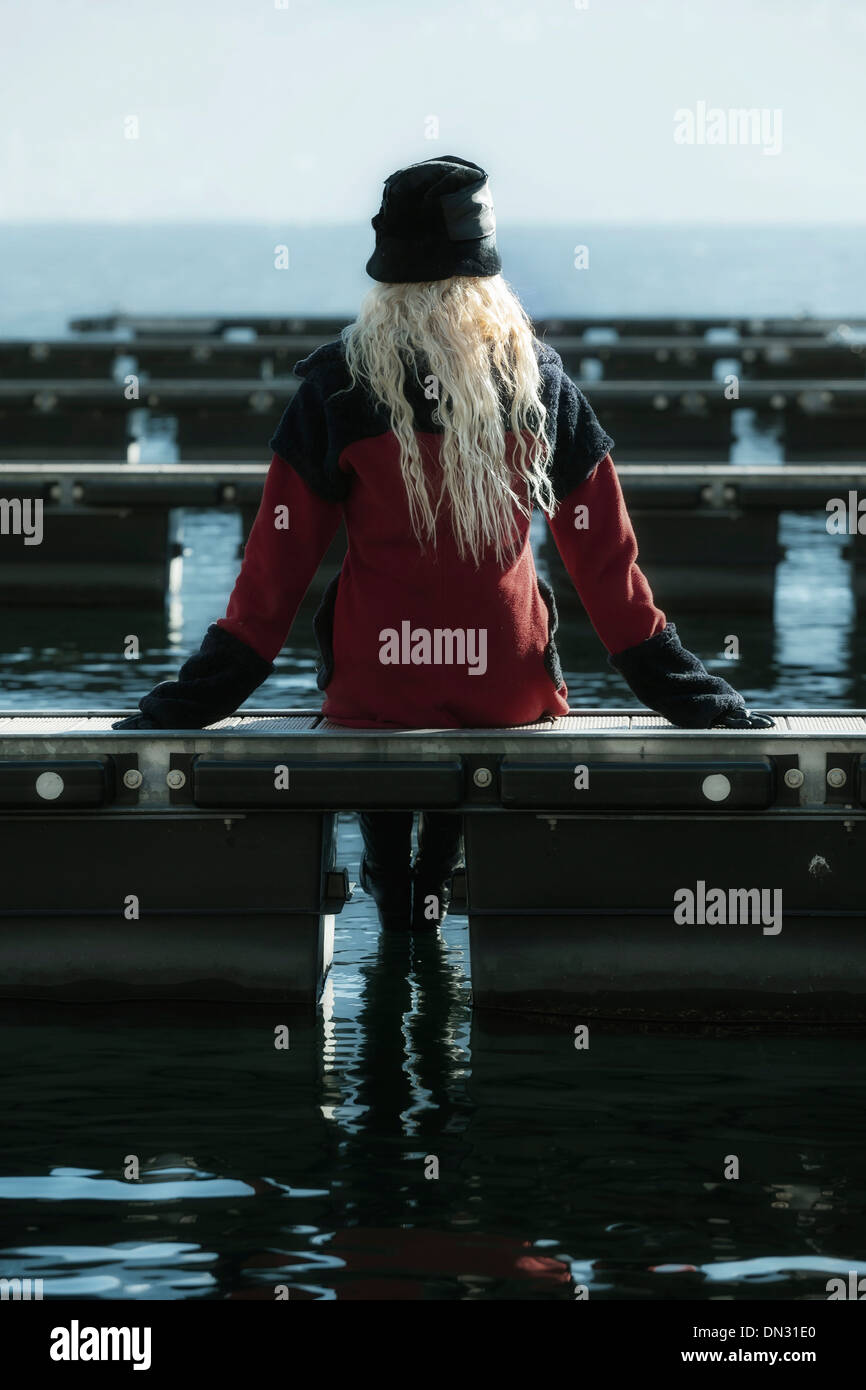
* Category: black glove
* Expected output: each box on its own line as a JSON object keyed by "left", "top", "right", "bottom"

{"left": 111, "top": 624, "right": 274, "bottom": 731}
{"left": 111, "top": 713, "right": 161, "bottom": 730}
{"left": 713, "top": 711, "right": 775, "bottom": 730}
{"left": 609, "top": 623, "right": 762, "bottom": 730}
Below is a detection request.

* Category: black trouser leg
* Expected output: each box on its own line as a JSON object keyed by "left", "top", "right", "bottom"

{"left": 415, "top": 811, "right": 464, "bottom": 877}
{"left": 358, "top": 810, "right": 413, "bottom": 874}
{"left": 358, "top": 811, "right": 413, "bottom": 930}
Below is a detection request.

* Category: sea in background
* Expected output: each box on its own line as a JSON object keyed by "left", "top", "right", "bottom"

{"left": 3, "top": 222, "right": 866, "bottom": 338}
{"left": 1, "top": 223, "right": 865, "bottom": 1301}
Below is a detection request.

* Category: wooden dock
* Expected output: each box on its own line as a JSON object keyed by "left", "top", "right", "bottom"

{"left": 2, "top": 709, "right": 865, "bottom": 1022}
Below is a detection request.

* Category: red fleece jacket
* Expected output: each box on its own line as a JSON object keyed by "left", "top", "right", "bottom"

{"left": 217, "top": 433, "right": 665, "bottom": 730}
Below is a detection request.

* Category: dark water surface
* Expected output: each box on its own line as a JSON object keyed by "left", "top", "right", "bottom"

{"left": 2, "top": 511, "right": 866, "bottom": 1300}
{"left": 2, "top": 916, "right": 865, "bottom": 1301}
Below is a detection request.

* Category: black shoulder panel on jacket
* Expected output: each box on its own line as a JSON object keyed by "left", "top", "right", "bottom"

{"left": 293, "top": 339, "right": 353, "bottom": 391}
{"left": 269, "top": 336, "right": 614, "bottom": 505}
{"left": 534, "top": 340, "right": 615, "bottom": 502}
{"left": 268, "top": 338, "right": 389, "bottom": 503}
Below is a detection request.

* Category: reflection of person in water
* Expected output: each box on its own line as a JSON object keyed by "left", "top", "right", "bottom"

{"left": 226, "top": 934, "right": 575, "bottom": 1300}
{"left": 114, "top": 155, "right": 770, "bottom": 932}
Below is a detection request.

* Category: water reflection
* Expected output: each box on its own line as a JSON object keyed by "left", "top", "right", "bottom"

{"left": 1, "top": 875, "right": 864, "bottom": 1300}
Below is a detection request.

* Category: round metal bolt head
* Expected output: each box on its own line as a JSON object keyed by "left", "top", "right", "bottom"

{"left": 701, "top": 773, "right": 731, "bottom": 802}
{"left": 827, "top": 767, "right": 847, "bottom": 788}
{"left": 122, "top": 769, "right": 143, "bottom": 789}
{"left": 35, "top": 771, "right": 64, "bottom": 800}
{"left": 166, "top": 769, "right": 187, "bottom": 789}
{"left": 783, "top": 768, "right": 804, "bottom": 788}
{"left": 473, "top": 767, "right": 493, "bottom": 788}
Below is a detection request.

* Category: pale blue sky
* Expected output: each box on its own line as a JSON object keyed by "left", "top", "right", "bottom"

{"left": 2, "top": 0, "right": 864, "bottom": 223}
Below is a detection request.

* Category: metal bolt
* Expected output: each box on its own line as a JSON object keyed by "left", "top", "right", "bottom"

{"left": 783, "top": 768, "right": 804, "bottom": 788}
{"left": 122, "top": 769, "right": 143, "bottom": 789}
{"left": 701, "top": 773, "right": 731, "bottom": 802}
{"left": 827, "top": 767, "right": 847, "bottom": 788}
{"left": 166, "top": 769, "right": 187, "bottom": 789}
{"left": 35, "top": 771, "right": 64, "bottom": 800}
{"left": 473, "top": 767, "right": 493, "bottom": 788}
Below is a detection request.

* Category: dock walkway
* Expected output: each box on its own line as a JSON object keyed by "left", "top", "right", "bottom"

{"left": 1, "top": 709, "right": 865, "bottom": 1021}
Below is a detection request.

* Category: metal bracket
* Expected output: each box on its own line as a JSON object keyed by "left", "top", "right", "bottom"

{"left": 462, "top": 755, "right": 500, "bottom": 805}
{"left": 825, "top": 752, "right": 859, "bottom": 808}
{"left": 451, "top": 869, "right": 468, "bottom": 912}
{"left": 109, "top": 753, "right": 141, "bottom": 806}
{"left": 323, "top": 866, "right": 350, "bottom": 913}
{"left": 168, "top": 753, "right": 196, "bottom": 806}
{"left": 772, "top": 753, "right": 803, "bottom": 807}
{"left": 699, "top": 478, "right": 738, "bottom": 509}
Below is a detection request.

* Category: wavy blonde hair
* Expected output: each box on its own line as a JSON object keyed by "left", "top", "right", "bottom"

{"left": 340, "top": 274, "right": 556, "bottom": 568}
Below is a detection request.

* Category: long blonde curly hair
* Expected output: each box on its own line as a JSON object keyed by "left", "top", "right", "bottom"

{"left": 340, "top": 274, "right": 557, "bottom": 568}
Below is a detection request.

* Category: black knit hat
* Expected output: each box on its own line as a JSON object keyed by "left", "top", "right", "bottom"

{"left": 365, "top": 155, "right": 502, "bottom": 283}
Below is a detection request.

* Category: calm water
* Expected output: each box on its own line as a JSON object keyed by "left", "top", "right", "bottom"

{"left": 2, "top": 222, "right": 866, "bottom": 337}
{"left": 2, "top": 223, "right": 866, "bottom": 1300}
{"left": 2, "top": 990, "right": 865, "bottom": 1301}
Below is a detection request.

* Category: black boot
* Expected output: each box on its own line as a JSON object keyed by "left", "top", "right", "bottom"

{"left": 410, "top": 812, "right": 464, "bottom": 932}
{"left": 411, "top": 865, "right": 455, "bottom": 930}
{"left": 358, "top": 812, "right": 413, "bottom": 932}
{"left": 359, "top": 853, "right": 412, "bottom": 931}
